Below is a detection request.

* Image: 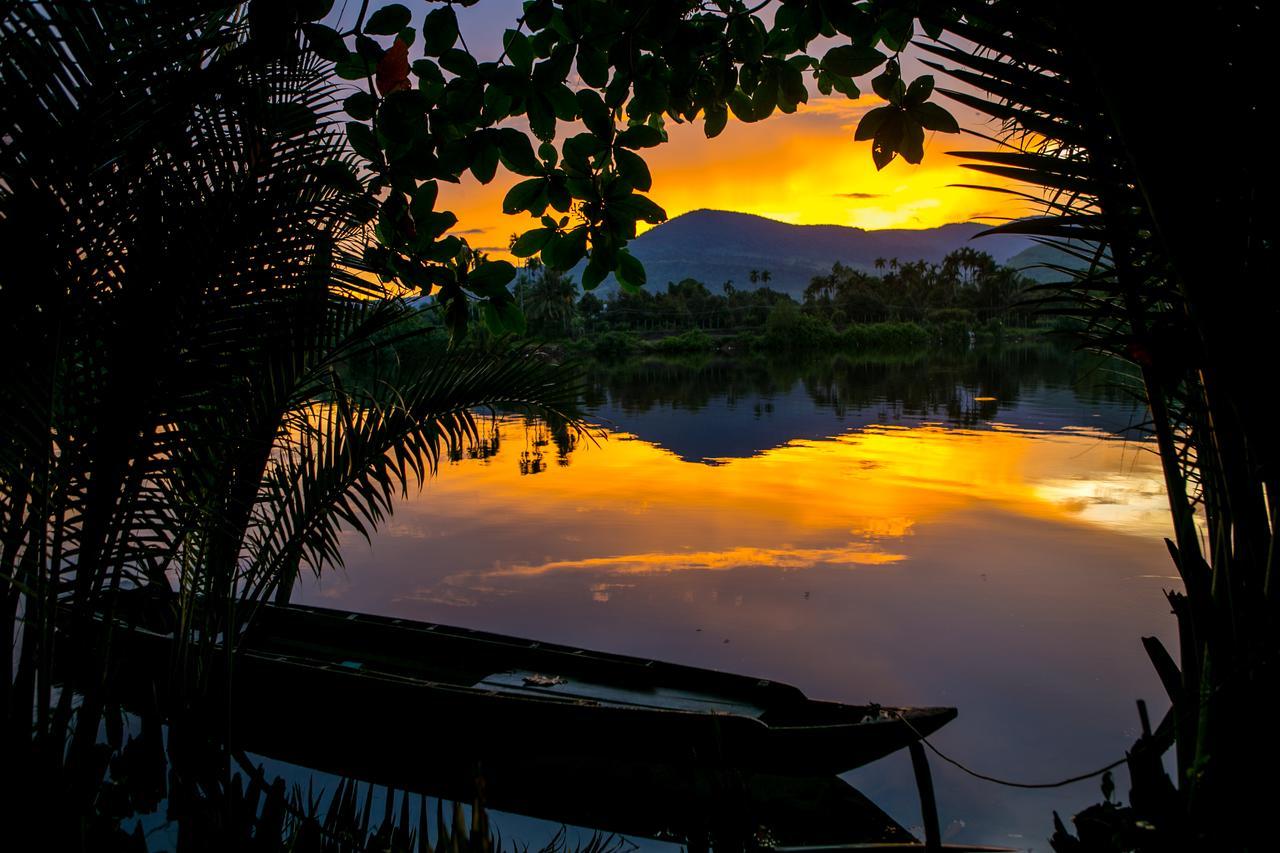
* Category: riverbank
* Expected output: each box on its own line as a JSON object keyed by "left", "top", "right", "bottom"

{"left": 564, "top": 320, "right": 1057, "bottom": 361}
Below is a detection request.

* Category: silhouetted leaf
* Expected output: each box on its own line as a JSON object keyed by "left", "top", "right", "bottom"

{"left": 616, "top": 250, "right": 645, "bottom": 292}
{"left": 511, "top": 228, "right": 554, "bottom": 257}
{"left": 581, "top": 254, "right": 610, "bottom": 290}
{"left": 503, "top": 29, "right": 534, "bottom": 74}
{"left": 365, "top": 4, "right": 411, "bottom": 35}
{"left": 470, "top": 143, "right": 499, "bottom": 183}
{"left": 912, "top": 102, "right": 959, "bottom": 133}
{"left": 899, "top": 117, "right": 925, "bottom": 164}
{"left": 468, "top": 260, "right": 517, "bottom": 295}
{"left": 335, "top": 52, "right": 374, "bottom": 80}
{"left": 439, "top": 48, "right": 477, "bottom": 77}
{"left": 704, "top": 103, "right": 728, "bottom": 138}
{"left": 611, "top": 193, "right": 666, "bottom": 224}
{"left": 616, "top": 125, "right": 663, "bottom": 149}
{"left": 302, "top": 23, "right": 347, "bottom": 62}
{"left": 421, "top": 6, "right": 459, "bottom": 56}
{"left": 503, "top": 177, "right": 548, "bottom": 214}
{"left": 346, "top": 121, "right": 383, "bottom": 165}
{"left": 482, "top": 299, "right": 526, "bottom": 335}
{"left": 576, "top": 45, "right": 608, "bottom": 88}
{"left": 496, "top": 129, "right": 542, "bottom": 176}
{"left": 344, "top": 91, "right": 377, "bottom": 120}
{"left": 727, "top": 89, "right": 756, "bottom": 122}
{"left": 614, "top": 148, "right": 652, "bottom": 191}
{"left": 542, "top": 227, "right": 588, "bottom": 270}
{"left": 854, "top": 105, "right": 894, "bottom": 141}
{"left": 822, "top": 45, "right": 885, "bottom": 77}
{"left": 904, "top": 75, "right": 935, "bottom": 107}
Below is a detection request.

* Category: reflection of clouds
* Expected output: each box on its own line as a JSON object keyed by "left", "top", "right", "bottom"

{"left": 589, "top": 582, "right": 635, "bottom": 603}
{"left": 384, "top": 520, "right": 433, "bottom": 539}
{"left": 361, "top": 415, "right": 1172, "bottom": 612}
{"left": 410, "top": 544, "right": 904, "bottom": 606}
{"left": 851, "top": 516, "right": 916, "bottom": 538}
{"left": 471, "top": 543, "right": 904, "bottom": 580}
{"left": 1033, "top": 473, "right": 1170, "bottom": 537}
{"left": 397, "top": 583, "right": 515, "bottom": 608}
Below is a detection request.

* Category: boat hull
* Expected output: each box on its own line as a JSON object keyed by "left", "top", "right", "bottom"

{"left": 69, "top": 599, "right": 957, "bottom": 777}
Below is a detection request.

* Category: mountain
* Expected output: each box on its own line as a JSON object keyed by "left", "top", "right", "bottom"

{"left": 1005, "top": 243, "right": 1094, "bottom": 283}
{"left": 573, "top": 209, "right": 1039, "bottom": 297}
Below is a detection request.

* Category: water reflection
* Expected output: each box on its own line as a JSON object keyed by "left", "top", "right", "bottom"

{"left": 582, "top": 347, "right": 1140, "bottom": 462}
{"left": 302, "top": 345, "right": 1178, "bottom": 851}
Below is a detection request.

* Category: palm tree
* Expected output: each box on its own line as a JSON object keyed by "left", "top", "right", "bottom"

{"left": 0, "top": 2, "right": 579, "bottom": 839}
{"left": 929, "top": 3, "right": 1271, "bottom": 844}
{"left": 522, "top": 266, "right": 580, "bottom": 337}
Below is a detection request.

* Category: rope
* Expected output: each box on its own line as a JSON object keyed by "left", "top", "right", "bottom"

{"left": 895, "top": 713, "right": 1129, "bottom": 790}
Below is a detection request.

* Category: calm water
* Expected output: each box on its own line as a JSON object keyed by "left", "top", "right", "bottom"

{"left": 297, "top": 346, "right": 1181, "bottom": 851}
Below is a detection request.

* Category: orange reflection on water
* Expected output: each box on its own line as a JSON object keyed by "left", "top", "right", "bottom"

{"left": 378, "top": 418, "right": 1168, "bottom": 603}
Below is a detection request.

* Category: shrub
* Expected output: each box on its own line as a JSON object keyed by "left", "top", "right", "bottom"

{"left": 761, "top": 300, "right": 837, "bottom": 350}
{"left": 646, "top": 329, "right": 715, "bottom": 354}
{"left": 590, "top": 330, "right": 641, "bottom": 360}
{"left": 926, "top": 308, "right": 976, "bottom": 347}
{"left": 839, "top": 321, "right": 931, "bottom": 351}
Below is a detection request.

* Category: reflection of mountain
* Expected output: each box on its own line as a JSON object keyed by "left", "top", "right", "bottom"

{"left": 586, "top": 348, "right": 1144, "bottom": 463}
{"left": 575, "top": 209, "right": 1038, "bottom": 296}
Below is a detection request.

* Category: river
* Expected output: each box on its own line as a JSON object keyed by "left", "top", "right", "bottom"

{"left": 296, "top": 344, "right": 1180, "bottom": 851}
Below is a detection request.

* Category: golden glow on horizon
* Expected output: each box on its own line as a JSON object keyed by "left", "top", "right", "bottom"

{"left": 440, "top": 96, "right": 1032, "bottom": 260}
{"left": 374, "top": 418, "right": 1169, "bottom": 606}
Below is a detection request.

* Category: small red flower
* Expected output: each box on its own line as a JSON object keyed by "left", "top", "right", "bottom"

{"left": 1127, "top": 341, "right": 1154, "bottom": 366}
{"left": 376, "top": 38, "right": 411, "bottom": 96}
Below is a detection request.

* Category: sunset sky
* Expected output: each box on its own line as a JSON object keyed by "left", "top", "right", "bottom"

{"left": 342, "top": 2, "right": 1034, "bottom": 256}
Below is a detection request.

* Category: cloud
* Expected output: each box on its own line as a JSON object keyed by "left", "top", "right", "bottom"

{"left": 835, "top": 192, "right": 887, "bottom": 199}
{"left": 454, "top": 227, "right": 489, "bottom": 235}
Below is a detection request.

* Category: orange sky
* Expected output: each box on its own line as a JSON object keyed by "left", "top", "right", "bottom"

{"left": 441, "top": 94, "right": 1031, "bottom": 258}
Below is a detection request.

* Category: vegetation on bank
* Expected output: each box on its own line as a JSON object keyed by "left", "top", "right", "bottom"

{"left": 490, "top": 245, "right": 1048, "bottom": 360}
{"left": 567, "top": 320, "right": 936, "bottom": 360}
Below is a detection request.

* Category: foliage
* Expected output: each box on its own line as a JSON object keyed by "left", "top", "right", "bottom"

{"left": 804, "top": 250, "right": 1032, "bottom": 326}
{"left": 0, "top": 2, "right": 579, "bottom": 843}
{"left": 585, "top": 330, "right": 642, "bottom": 361}
{"left": 550, "top": 251, "right": 1031, "bottom": 343}
{"left": 309, "top": 0, "right": 963, "bottom": 336}
{"left": 839, "top": 321, "right": 932, "bottom": 351}
{"left": 515, "top": 258, "right": 580, "bottom": 338}
{"left": 762, "top": 299, "right": 831, "bottom": 350}
{"left": 646, "top": 329, "right": 716, "bottom": 354}
{"left": 931, "top": 2, "right": 1273, "bottom": 847}
{"left": 595, "top": 278, "right": 792, "bottom": 334}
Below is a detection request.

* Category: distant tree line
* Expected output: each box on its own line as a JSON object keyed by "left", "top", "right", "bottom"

{"left": 509, "top": 247, "right": 1037, "bottom": 347}
{"left": 804, "top": 248, "right": 1034, "bottom": 327}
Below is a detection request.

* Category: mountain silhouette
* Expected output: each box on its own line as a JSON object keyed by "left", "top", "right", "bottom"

{"left": 574, "top": 209, "right": 1038, "bottom": 296}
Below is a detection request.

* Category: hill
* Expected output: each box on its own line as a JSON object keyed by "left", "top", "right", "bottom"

{"left": 1005, "top": 243, "right": 1095, "bottom": 283}
{"left": 572, "top": 209, "right": 1038, "bottom": 296}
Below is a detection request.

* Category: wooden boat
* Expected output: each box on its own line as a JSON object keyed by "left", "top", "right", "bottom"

{"left": 85, "top": 599, "right": 957, "bottom": 776}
